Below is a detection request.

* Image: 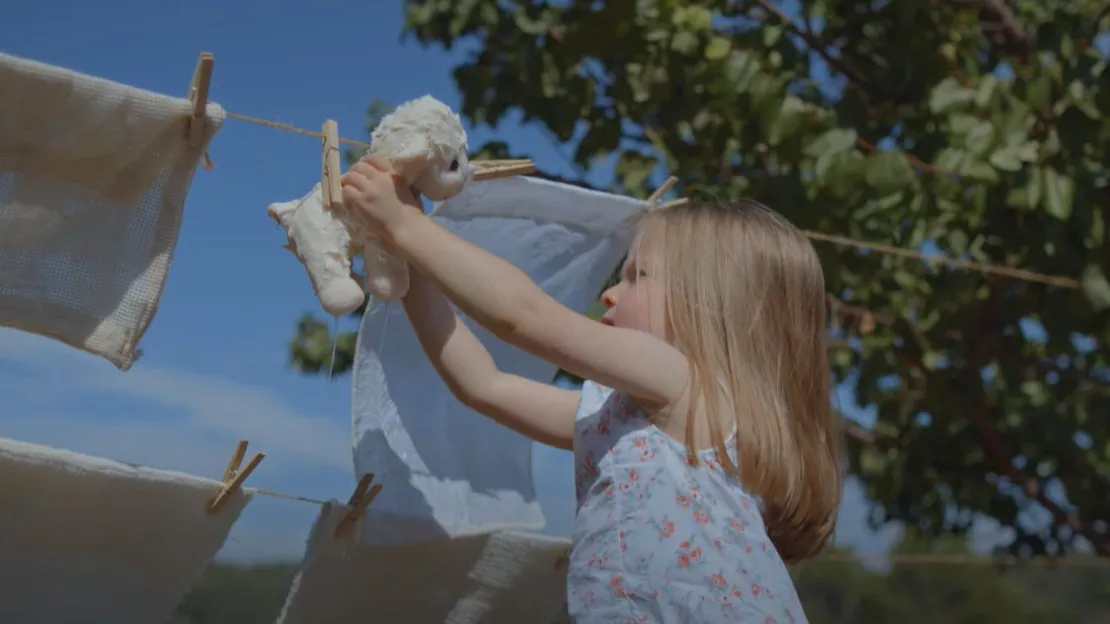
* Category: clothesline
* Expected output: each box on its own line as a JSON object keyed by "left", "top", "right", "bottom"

{"left": 217, "top": 111, "right": 1080, "bottom": 291}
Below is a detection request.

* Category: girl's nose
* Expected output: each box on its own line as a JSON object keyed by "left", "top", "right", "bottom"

{"left": 601, "top": 287, "right": 617, "bottom": 309}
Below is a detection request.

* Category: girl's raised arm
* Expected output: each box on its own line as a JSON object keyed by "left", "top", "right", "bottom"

{"left": 343, "top": 155, "right": 689, "bottom": 408}
{"left": 391, "top": 212, "right": 688, "bottom": 409}
{"left": 401, "top": 265, "right": 580, "bottom": 450}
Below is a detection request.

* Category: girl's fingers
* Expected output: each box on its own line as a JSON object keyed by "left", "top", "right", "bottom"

{"left": 360, "top": 153, "right": 394, "bottom": 172}
{"left": 340, "top": 169, "right": 372, "bottom": 193}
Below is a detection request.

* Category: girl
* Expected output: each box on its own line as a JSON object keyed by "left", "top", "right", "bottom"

{"left": 341, "top": 155, "right": 841, "bottom": 623}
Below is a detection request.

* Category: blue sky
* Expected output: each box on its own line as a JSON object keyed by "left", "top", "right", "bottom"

{"left": 0, "top": 0, "right": 926, "bottom": 563}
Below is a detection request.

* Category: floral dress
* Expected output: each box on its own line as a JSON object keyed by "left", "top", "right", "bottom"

{"left": 567, "top": 380, "right": 808, "bottom": 623}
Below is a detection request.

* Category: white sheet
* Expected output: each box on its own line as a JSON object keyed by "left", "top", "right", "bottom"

{"left": 351, "top": 175, "right": 643, "bottom": 544}
{"left": 276, "top": 501, "right": 571, "bottom": 624}
{"left": 0, "top": 435, "right": 250, "bottom": 624}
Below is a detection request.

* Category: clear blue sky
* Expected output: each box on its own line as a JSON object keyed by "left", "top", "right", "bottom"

{"left": 0, "top": 0, "right": 923, "bottom": 562}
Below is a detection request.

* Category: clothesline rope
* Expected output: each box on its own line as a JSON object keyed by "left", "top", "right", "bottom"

{"left": 218, "top": 111, "right": 1080, "bottom": 291}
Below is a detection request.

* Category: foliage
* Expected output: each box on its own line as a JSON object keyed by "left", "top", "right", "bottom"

{"left": 172, "top": 538, "right": 1110, "bottom": 623}
{"left": 288, "top": 0, "right": 1110, "bottom": 557}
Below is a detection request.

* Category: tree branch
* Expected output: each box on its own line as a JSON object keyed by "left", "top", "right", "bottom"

{"left": 964, "top": 279, "right": 1110, "bottom": 556}
{"left": 751, "top": 0, "right": 888, "bottom": 99}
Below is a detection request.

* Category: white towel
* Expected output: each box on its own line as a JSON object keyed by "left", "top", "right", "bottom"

{"left": 0, "top": 52, "right": 223, "bottom": 370}
{"left": 351, "top": 175, "right": 644, "bottom": 543}
{"left": 276, "top": 501, "right": 571, "bottom": 624}
{"left": 0, "top": 436, "right": 251, "bottom": 624}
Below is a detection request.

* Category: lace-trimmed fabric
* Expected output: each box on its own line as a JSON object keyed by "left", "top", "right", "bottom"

{"left": 568, "top": 380, "right": 808, "bottom": 623}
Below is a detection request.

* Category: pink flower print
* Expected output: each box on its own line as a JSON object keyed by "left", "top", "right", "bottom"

{"left": 690, "top": 547, "right": 703, "bottom": 561}
{"left": 709, "top": 573, "right": 727, "bottom": 589}
{"left": 677, "top": 552, "right": 691, "bottom": 568}
{"left": 679, "top": 540, "right": 691, "bottom": 550}
{"left": 596, "top": 417, "right": 610, "bottom": 435}
{"left": 616, "top": 401, "right": 636, "bottom": 421}
{"left": 659, "top": 520, "right": 675, "bottom": 538}
{"left": 609, "top": 575, "right": 628, "bottom": 599}
{"left": 632, "top": 436, "right": 648, "bottom": 449}
{"left": 676, "top": 495, "right": 691, "bottom": 508}
{"left": 751, "top": 583, "right": 762, "bottom": 597}
{"left": 627, "top": 467, "right": 640, "bottom": 482}
{"left": 764, "top": 618, "right": 777, "bottom": 624}
{"left": 730, "top": 518, "right": 746, "bottom": 532}
{"left": 693, "top": 510, "right": 711, "bottom": 524}
{"left": 730, "top": 585, "right": 743, "bottom": 599}
{"left": 579, "top": 455, "right": 599, "bottom": 481}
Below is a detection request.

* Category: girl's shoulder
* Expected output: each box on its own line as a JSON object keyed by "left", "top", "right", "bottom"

{"left": 576, "top": 379, "right": 616, "bottom": 418}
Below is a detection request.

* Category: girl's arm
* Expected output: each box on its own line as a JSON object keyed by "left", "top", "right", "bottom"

{"left": 401, "top": 265, "right": 580, "bottom": 450}
{"left": 390, "top": 210, "right": 689, "bottom": 409}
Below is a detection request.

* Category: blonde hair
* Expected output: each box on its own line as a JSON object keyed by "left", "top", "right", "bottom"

{"left": 631, "top": 198, "right": 842, "bottom": 563}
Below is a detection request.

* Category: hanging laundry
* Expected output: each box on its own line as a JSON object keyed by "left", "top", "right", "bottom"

{"left": 0, "top": 52, "right": 222, "bottom": 370}
{"left": 351, "top": 174, "right": 645, "bottom": 544}
{"left": 276, "top": 500, "right": 571, "bottom": 624}
{"left": 0, "top": 435, "right": 250, "bottom": 624}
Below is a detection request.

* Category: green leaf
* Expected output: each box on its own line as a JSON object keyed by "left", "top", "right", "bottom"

{"left": 928, "top": 77, "right": 974, "bottom": 115}
{"left": 865, "top": 151, "right": 917, "bottom": 194}
{"left": 805, "top": 128, "right": 858, "bottom": 158}
{"left": 964, "top": 122, "right": 995, "bottom": 157}
{"left": 762, "top": 24, "right": 784, "bottom": 46}
{"left": 768, "top": 96, "right": 808, "bottom": 146}
{"left": 1080, "top": 264, "right": 1110, "bottom": 311}
{"left": 1042, "top": 168, "right": 1075, "bottom": 220}
{"left": 988, "top": 146, "right": 1023, "bottom": 172}
{"left": 725, "top": 50, "right": 760, "bottom": 93}
{"left": 961, "top": 159, "right": 999, "bottom": 184}
{"left": 670, "top": 31, "right": 698, "bottom": 55}
{"left": 704, "top": 36, "right": 731, "bottom": 60}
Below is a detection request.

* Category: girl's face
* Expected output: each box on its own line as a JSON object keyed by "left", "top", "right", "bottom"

{"left": 599, "top": 236, "right": 669, "bottom": 340}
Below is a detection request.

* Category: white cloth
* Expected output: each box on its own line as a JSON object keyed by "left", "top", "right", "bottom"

{"left": 276, "top": 501, "right": 571, "bottom": 624}
{"left": 351, "top": 175, "right": 644, "bottom": 543}
{"left": 0, "top": 435, "right": 251, "bottom": 624}
{"left": 0, "top": 52, "right": 224, "bottom": 370}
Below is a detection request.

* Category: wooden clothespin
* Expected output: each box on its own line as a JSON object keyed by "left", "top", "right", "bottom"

{"left": 334, "top": 473, "right": 383, "bottom": 538}
{"left": 208, "top": 439, "right": 265, "bottom": 513}
{"left": 470, "top": 159, "right": 536, "bottom": 181}
{"left": 321, "top": 120, "right": 343, "bottom": 211}
{"left": 646, "top": 175, "right": 678, "bottom": 204}
{"left": 187, "top": 52, "right": 214, "bottom": 148}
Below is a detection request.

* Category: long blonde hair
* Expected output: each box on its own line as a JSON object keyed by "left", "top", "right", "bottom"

{"left": 632, "top": 198, "right": 842, "bottom": 563}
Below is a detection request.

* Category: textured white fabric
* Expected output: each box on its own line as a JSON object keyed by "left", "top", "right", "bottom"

{"left": 351, "top": 175, "right": 644, "bottom": 544}
{"left": 0, "top": 52, "right": 224, "bottom": 370}
{"left": 0, "top": 435, "right": 250, "bottom": 624}
{"left": 276, "top": 501, "right": 571, "bottom": 624}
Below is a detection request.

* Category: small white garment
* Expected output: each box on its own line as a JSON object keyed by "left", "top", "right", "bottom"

{"left": 351, "top": 175, "right": 644, "bottom": 543}
{"left": 0, "top": 435, "right": 251, "bottom": 624}
{"left": 276, "top": 501, "right": 571, "bottom": 624}
{"left": 0, "top": 52, "right": 223, "bottom": 370}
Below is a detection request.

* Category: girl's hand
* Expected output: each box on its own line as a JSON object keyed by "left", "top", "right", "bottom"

{"left": 341, "top": 154, "right": 422, "bottom": 239}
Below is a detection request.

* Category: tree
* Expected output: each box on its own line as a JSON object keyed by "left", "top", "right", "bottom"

{"left": 289, "top": 0, "right": 1110, "bottom": 557}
